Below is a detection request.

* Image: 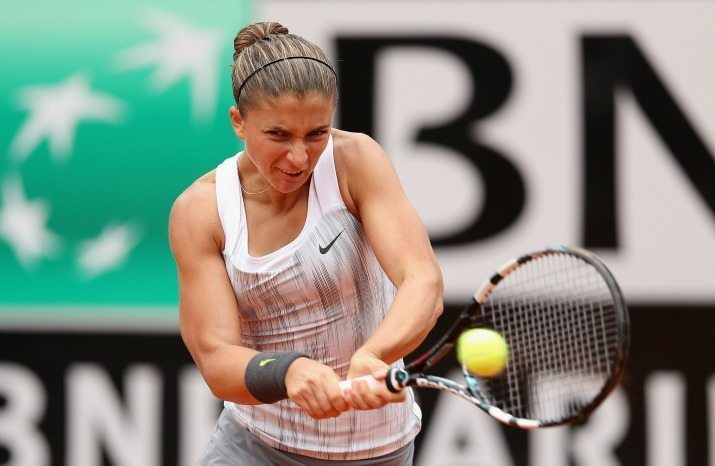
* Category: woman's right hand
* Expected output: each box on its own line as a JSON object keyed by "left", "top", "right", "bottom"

{"left": 284, "top": 357, "right": 350, "bottom": 419}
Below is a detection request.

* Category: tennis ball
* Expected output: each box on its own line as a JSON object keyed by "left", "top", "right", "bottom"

{"left": 456, "top": 328, "right": 509, "bottom": 377}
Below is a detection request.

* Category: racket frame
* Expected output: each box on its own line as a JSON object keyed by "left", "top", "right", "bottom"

{"left": 391, "top": 246, "right": 630, "bottom": 428}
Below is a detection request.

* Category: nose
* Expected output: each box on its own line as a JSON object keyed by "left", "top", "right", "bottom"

{"left": 286, "top": 141, "right": 309, "bottom": 166}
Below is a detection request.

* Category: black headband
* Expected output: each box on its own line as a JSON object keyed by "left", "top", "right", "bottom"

{"left": 236, "top": 56, "right": 337, "bottom": 104}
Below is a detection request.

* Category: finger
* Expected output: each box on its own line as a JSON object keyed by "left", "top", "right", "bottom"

{"left": 319, "top": 374, "right": 350, "bottom": 414}
{"left": 293, "top": 387, "right": 336, "bottom": 419}
{"left": 382, "top": 388, "right": 406, "bottom": 403}
{"left": 327, "top": 385, "right": 350, "bottom": 413}
{"left": 310, "top": 379, "right": 345, "bottom": 418}
{"left": 343, "top": 383, "right": 371, "bottom": 410}
{"left": 290, "top": 393, "right": 319, "bottom": 419}
{"left": 351, "top": 379, "right": 387, "bottom": 410}
{"left": 315, "top": 391, "right": 342, "bottom": 418}
{"left": 362, "top": 379, "right": 406, "bottom": 406}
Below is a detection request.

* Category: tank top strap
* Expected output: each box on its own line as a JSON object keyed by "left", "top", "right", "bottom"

{"left": 311, "top": 135, "right": 345, "bottom": 215}
{"left": 215, "top": 154, "right": 241, "bottom": 256}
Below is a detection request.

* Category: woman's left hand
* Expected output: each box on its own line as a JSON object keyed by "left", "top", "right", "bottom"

{"left": 343, "top": 349, "right": 406, "bottom": 410}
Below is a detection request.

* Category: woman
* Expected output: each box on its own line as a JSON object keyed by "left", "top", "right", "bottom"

{"left": 169, "top": 21, "right": 443, "bottom": 465}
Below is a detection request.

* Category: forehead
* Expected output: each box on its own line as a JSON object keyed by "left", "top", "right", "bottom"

{"left": 245, "top": 92, "right": 335, "bottom": 127}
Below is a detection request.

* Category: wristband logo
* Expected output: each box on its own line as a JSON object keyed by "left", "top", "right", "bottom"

{"left": 259, "top": 358, "right": 276, "bottom": 367}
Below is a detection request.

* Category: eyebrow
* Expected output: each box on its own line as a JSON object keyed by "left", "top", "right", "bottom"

{"left": 265, "top": 125, "right": 331, "bottom": 133}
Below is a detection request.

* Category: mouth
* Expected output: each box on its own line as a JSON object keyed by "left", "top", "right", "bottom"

{"left": 279, "top": 168, "right": 305, "bottom": 178}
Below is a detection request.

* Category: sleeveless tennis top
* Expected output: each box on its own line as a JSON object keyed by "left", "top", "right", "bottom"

{"left": 214, "top": 136, "right": 422, "bottom": 460}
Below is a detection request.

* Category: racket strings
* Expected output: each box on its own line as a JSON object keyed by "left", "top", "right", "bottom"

{"left": 474, "top": 253, "right": 620, "bottom": 422}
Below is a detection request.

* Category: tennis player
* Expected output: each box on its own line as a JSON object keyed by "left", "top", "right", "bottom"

{"left": 169, "top": 21, "right": 443, "bottom": 465}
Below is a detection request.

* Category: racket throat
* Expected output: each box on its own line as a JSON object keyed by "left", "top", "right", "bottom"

{"left": 387, "top": 368, "right": 410, "bottom": 393}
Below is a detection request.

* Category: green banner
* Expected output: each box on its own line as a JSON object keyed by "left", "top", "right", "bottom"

{"left": 0, "top": 1, "right": 252, "bottom": 320}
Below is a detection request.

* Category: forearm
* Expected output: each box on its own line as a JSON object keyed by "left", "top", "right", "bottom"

{"left": 358, "top": 273, "right": 443, "bottom": 364}
{"left": 192, "top": 343, "right": 261, "bottom": 404}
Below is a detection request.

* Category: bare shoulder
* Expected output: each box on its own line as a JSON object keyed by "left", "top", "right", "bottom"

{"left": 171, "top": 170, "right": 217, "bottom": 220}
{"left": 332, "top": 128, "right": 386, "bottom": 166}
{"left": 169, "top": 170, "right": 223, "bottom": 253}
{"left": 332, "top": 128, "right": 396, "bottom": 182}
{"left": 331, "top": 129, "right": 391, "bottom": 216}
{"left": 331, "top": 129, "right": 405, "bottom": 219}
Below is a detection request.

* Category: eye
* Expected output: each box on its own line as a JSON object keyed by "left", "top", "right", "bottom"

{"left": 308, "top": 129, "right": 328, "bottom": 138}
{"left": 266, "top": 130, "right": 285, "bottom": 137}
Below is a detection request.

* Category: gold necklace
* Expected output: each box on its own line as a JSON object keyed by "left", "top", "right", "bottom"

{"left": 240, "top": 182, "right": 272, "bottom": 195}
{"left": 238, "top": 152, "right": 272, "bottom": 195}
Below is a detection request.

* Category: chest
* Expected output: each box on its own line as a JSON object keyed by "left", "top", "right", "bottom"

{"left": 227, "top": 208, "right": 393, "bottom": 340}
{"left": 244, "top": 196, "right": 309, "bottom": 257}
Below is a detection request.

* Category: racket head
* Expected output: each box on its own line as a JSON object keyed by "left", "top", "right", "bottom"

{"left": 463, "top": 246, "right": 629, "bottom": 427}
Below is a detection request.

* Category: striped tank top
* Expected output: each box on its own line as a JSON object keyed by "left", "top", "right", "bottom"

{"left": 214, "top": 136, "right": 422, "bottom": 460}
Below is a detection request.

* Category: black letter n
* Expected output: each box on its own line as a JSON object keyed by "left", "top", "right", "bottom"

{"left": 583, "top": 35, "right": 715, "bottom": 248}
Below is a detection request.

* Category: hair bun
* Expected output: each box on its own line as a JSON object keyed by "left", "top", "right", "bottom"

{"left": 234, "top": 22, "right": 289, "bottom": 59}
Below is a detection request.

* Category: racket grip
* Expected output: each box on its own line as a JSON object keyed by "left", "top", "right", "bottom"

{"left": 338, "top": 368, "right": 408, "bottom": 394}
{"left": 338, "top": 374, "right": 384, "bottom": 393}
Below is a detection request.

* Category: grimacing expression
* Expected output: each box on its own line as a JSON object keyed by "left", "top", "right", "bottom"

{"left": 231, "top": 92, "right": 335, "bottom": 194}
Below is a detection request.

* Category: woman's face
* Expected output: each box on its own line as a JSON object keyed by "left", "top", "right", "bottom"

{"left": 231, "top": 92, "right": 335, "bottom": 194}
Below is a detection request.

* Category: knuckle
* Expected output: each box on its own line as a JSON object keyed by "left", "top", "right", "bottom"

{"left": 309, "top": 408, "right": 325, "bottom": 419}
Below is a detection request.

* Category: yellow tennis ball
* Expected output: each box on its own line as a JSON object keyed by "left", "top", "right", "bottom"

{"left": 457, "top": 328, "right": 509, "bottom": 377}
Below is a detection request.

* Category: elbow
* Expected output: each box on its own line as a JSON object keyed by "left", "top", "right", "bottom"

{"left": 425, "top": 268, "right": 445, "bottom": 327}
{"left": 193, "top": 350, "right": 258, "bottom": 405}
{"left": 192, "top": 357, "right": 227, "bottom": 400}
{"left": 203, "top": 370, "right": 230, "bottom": 400}
{"left": 432, "top": 298, "right": 444, "bottom": 325}
{"left": 200, "top": 363, "right": 245, "bottom": 403}
{"left": 430, "top": 300, "right": 444, "bottom": 331}
{"left": 182, "top": 340, "right": 227, "bottom": 400}
{"left": 188, "top": 346, "right": 235, "bottom": 402}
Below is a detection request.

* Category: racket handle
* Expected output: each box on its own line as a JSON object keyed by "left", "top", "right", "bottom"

{"left": 338, "top": 374, "right": 384, "bottom": 393}
{"left": 338, "top": 368, "right": 409, "bottom": 394}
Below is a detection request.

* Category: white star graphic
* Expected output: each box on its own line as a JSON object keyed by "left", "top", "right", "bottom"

{"left": 9, "top": 73, "right": 125, "bottom": 162}
{"left": 115, "top": 8, "right": 223, "bottom": 123}
{"left": 0, "top": 176, "right": 60, "bottom": 268}
{"left": 77, "top": 222, "right": 141, "bottom": 279}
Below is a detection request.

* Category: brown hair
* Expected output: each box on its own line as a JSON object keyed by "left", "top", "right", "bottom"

{"left": 231, "top": 22, "right": 337, "bottom": 112}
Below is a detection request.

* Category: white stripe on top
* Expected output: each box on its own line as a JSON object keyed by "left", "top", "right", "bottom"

{"left": 214, "top": 137, "right": 421, "bottom": 460}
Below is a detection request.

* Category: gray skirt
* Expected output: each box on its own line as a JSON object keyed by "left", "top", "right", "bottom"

{"left": 196, "top": 408, "right": 415, "bottom": 466}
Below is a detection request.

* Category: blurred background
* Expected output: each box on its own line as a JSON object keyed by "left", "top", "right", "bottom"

{"left": 1, "top": 0, "right": 714, "bottom": 464}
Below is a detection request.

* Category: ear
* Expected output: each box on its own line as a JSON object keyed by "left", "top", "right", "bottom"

{"left": 229, "top": 106, "right": 246, "bottom": 140}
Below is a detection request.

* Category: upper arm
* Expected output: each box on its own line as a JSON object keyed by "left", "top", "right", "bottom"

{"left": 337, "top": 133, "right": 442, "bottom": 290}
{"left": 169, "top": 182, "right": 242, "bottom": 375}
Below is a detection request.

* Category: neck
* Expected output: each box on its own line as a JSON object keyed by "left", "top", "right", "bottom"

{"left": 238, "top": 152, "right": 271, "bottom": 195}
{"left": 238, "top": 153, "right": 309, "bottom": 210}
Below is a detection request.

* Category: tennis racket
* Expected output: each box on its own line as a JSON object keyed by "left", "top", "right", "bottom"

{"left": 339, "top": 246, "right": 629, "bottom": 428}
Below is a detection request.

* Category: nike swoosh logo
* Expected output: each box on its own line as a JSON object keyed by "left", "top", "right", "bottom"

{"left": 259, "top": 358, "right": 276, "bottom": 367}
{"left": 319, "top": 230, "right": 345, "bottom": 254}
